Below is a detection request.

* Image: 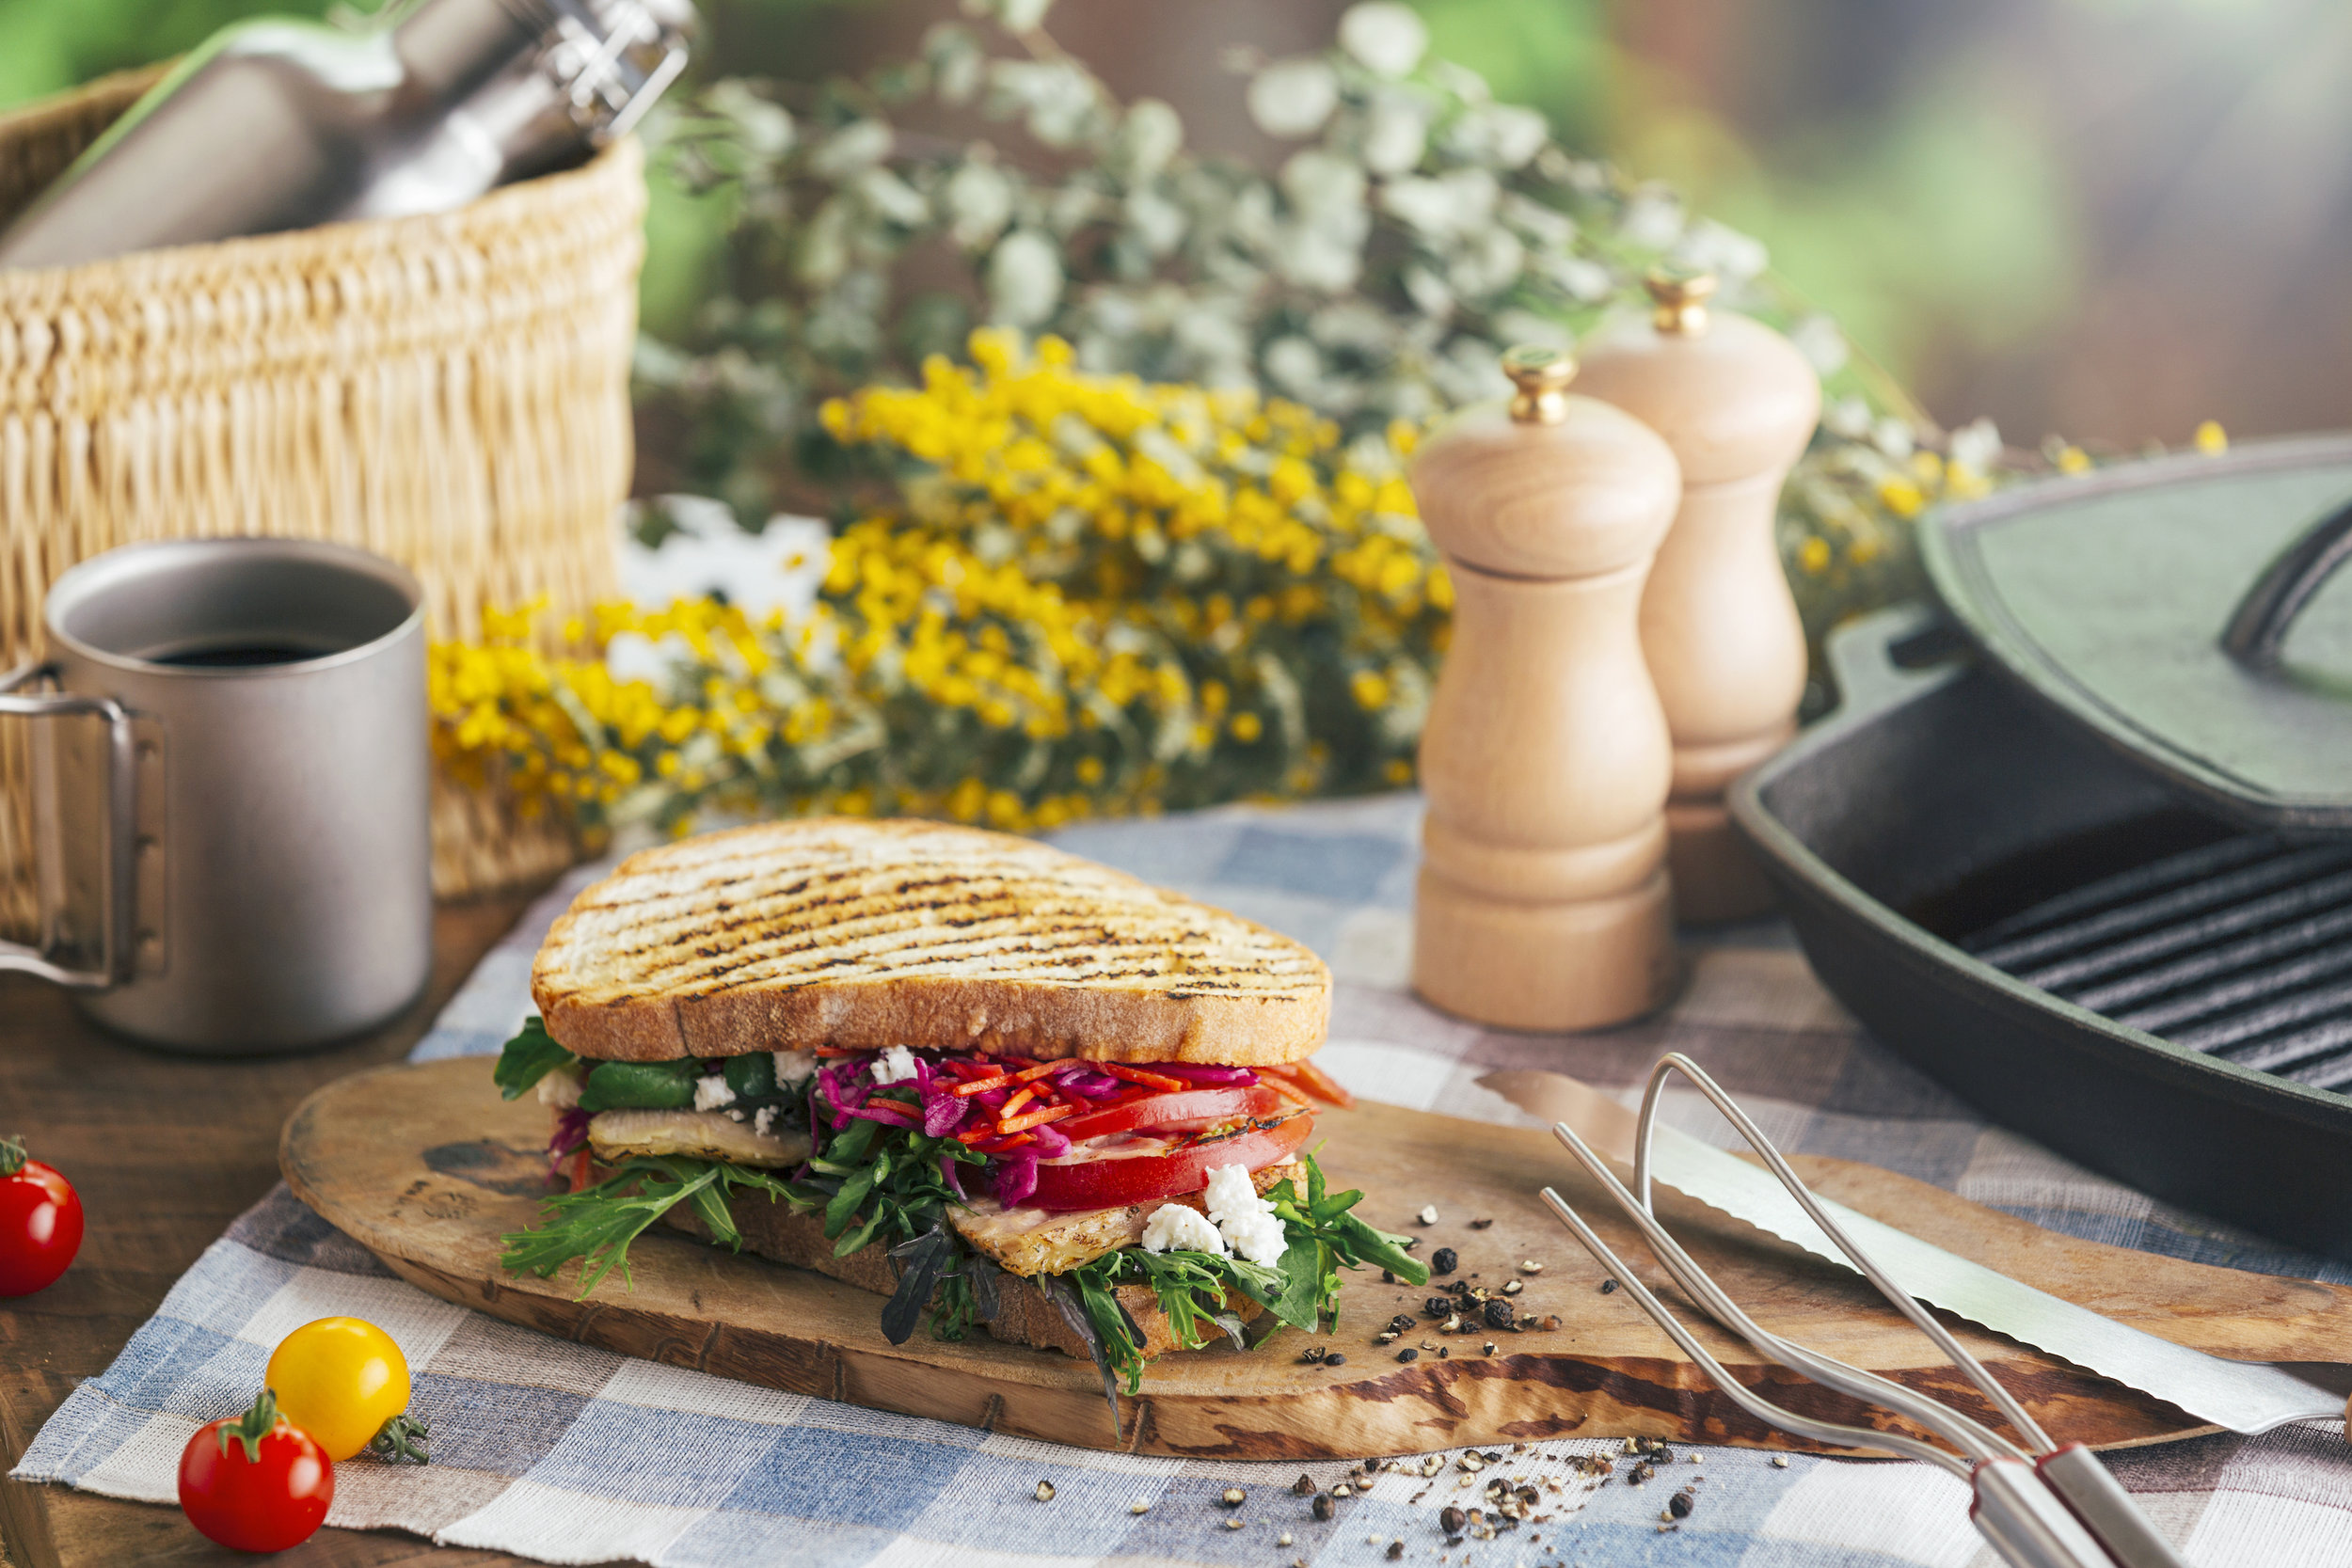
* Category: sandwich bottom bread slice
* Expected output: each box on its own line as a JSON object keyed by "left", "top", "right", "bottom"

{"left": 491, "top": 817, "right": 1427, "bottom": 1400}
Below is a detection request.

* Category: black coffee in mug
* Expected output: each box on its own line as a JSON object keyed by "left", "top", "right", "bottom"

{"left": 0, "top": 538, "right": 430, "bottom": 1053}
{"left": 147, "top": 640, "right": 346, "bottom": 668}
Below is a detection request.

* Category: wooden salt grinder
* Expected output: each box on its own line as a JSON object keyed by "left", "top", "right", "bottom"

{"left": 1575, "top": 272, "right": 1822, "bottom": 924}
{"left": 1408, "top": 346, "right": 1684, "bottom": 1031}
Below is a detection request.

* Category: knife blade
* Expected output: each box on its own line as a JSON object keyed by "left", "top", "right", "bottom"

{"left": 1479, "top": 1068, "right": 2344, "bottom": 1434}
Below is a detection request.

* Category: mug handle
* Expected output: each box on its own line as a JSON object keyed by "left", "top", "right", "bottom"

{"left": 0, "top": 661, "right": 136, "bottom": 989}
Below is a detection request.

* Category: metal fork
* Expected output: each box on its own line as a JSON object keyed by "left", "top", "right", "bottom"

{"left": 1538, "top": 1052, "right": 2191, "bottom": 1568}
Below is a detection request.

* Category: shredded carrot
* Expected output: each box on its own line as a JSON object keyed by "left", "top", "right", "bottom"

{"left": 1099, "top": 1062, "right": 1186, "bottom": 1092}
{"left": 996, "top": 1102, "right": 1076, "bottom": 1134}
{"left": 998, "top": 1085, "right": 1037, "bottom": 1120}
{"left": 1263, "top": 1059, "right": 1354, "bottom": 1109}
{"left": 948, "top": 1071, "right": 1012, "bottom": 1098}
{"left": 1008, "top": 1060, "right": 1063, "bottom": 1084}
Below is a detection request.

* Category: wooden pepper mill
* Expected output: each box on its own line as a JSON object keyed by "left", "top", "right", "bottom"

{"left": 1575, "top": 271, "right": 1822, "bottom": 923}
{"left": 1409, "top": 345, "right": 1684, "bottom": 1031}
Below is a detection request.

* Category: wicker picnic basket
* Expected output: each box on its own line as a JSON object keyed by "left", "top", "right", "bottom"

{"left": 0, "top": 67, "right": 633, "bottom": 930}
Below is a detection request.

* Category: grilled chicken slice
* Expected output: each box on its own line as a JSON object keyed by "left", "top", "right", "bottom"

{"left": 586, "top": 1108, "right": 812, "bottom": 1168}
{"left": 948, "top": 1159, "right": 1298, "bottom": 1276}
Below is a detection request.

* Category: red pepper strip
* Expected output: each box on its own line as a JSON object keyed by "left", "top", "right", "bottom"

{"left": 977, "top": 1132, "right": 1035, "bottom": 1153}
{"left": 1264, "top": 1058, "right": 1356, "bottom": 1109}
{"left": 995, "top": 1102, "right": 1076, "bottom": 1135}
{"left": 998, "top": 1086, "right": 1037, "bottom": 1120}
{"left": 1099, "top": 1062, "right": 1187, "bottom": 1092}
{"left": 948, "top": 1072, "right": 1013, "bottom": 1098}
{"left": 954, "top": 1123, "right": 998, "bottom": 1145}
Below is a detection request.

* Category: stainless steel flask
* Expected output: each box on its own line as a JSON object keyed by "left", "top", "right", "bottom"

{"left": 0, "top": 0, "right": 694, "bottom": 270}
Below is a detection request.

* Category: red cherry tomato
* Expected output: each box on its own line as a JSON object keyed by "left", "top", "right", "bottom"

{"left": 178, "top": 1390, "right": 334, "bottom": 1553}
{"left": 1029, "top": 1111, "right": 1314, "bottom": 1212}
{"left": 0, "top": 1135, "right": 83, "bottom": 1296}
{"left": 1054, "top": 1084, "right": 1288, "bottom": 1142}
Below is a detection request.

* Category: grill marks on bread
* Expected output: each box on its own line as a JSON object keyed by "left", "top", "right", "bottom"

{"left": 533, "top": 819, "right": 1332, "bottom": 1065}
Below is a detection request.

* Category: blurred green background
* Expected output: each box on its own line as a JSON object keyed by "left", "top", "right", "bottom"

{"left": 6, "top": 0, "right": 2345, "bottom": 447}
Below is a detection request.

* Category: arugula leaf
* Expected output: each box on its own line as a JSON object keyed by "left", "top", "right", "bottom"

{"left": 492, "top": 1018, "right": 576, "bottom": 1101}
{"left": 498, "top": 1155, "right": 803, "bottom": 1296}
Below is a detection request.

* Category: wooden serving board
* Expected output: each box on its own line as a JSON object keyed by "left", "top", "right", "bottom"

{"left": 282, "top": 1057, "right": 2352, "bottom": 1460}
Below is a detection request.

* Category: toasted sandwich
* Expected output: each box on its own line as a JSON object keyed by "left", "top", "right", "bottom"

{"left": 491, "top": 818, "right": 1425, "bottom": 1400}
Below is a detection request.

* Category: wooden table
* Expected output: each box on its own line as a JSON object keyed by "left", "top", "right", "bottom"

{"left": 0, "top": 888, "right": 627, "bottom": 1568}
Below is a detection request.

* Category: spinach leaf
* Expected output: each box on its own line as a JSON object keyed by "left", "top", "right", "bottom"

{"left": 577, "top": 1059, "right": 700, "bottom": 1113}
{"left": 723, "top": 1052, "right": 779, "bottom": 1101}
{"left": 492, "top": 1018, "right": 576, "bottom": 1101}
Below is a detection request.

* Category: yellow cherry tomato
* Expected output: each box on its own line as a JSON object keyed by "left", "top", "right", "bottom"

{"left": 264, "top": 1317, "right": 411, "bottom": 1462}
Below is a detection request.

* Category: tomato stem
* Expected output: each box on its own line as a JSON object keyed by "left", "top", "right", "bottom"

{"left": 219, "top": 1389, "right": 279, "bottom": 1465}
{"left": 368, "top": 1411, "right": 432, "bottom": 1465}
{"left": 0, "top": 1134, "right": 24, "bottom": 1179}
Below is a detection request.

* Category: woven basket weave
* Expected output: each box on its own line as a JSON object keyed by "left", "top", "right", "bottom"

{"left": 0, "top": 67, "right": 630, "bottom": 927}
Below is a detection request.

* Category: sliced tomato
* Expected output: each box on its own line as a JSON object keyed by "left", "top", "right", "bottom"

{"left": 1055, "top": 1084, "right": 1288, "bottom": 1142}
{"left": 1028, "top": 1110, "right": 1314, "bottom": 1212}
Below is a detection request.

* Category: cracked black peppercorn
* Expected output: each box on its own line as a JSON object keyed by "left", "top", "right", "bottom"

{"left": 1311, "top": 1494, "right": 1335, "bottom": 1521}
{"left": 1293, "top": 1474, "right": 1316, "bottom": 1496}
{"left": 1396, "top": 1347, "right": 1419, "bottom": 1363}
{"left": 1324, "top": 1353, "right": 1345, "bottom": 1367}
{"left": 1423, "top": 1297, "right": 1453, "bottom": 1317}
{"left": 1430, "top": 1246, "right": 1458, "bottom": 1275}
{"left": 1600, "top": 1278, "right": 1619, "bottom": 1294}
{"left": 1669, "top": 1490, "right": 1693, "bottom": 1519}
{"left": 1440, "top": 1505, "right": 1466, "bottom": 1534}
{"left": 1387, "top": 1543, "right": 1404, "bottom": 1560}
{"left": 1483, "top": 1298, "right": 1515, "bottom": 1329}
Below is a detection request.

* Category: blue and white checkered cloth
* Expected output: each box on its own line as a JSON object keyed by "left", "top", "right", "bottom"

{"left": 18, "top": 795, "right": 2352, "bottom": 1565}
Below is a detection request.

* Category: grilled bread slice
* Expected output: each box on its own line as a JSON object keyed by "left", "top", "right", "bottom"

{"left": 532, "top": 818, "right": 1331, "bottom": 1066}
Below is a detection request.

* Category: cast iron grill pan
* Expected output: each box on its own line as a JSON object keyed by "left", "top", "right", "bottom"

{"left": 1960, "top": 835, "right": 2352, "bottom": 1090}
{"left": 1731, "top": 604, "right": 2352, "bottom": 1260}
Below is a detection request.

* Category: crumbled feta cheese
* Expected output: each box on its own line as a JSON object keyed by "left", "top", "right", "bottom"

{"left": 693, "top": 1074, "right": 737, "bottom": 1112}
{"left": 726, "top": 1108, "right": 746, "bottom": 1122}
{"left": 1141, "top": 1203, "right": 1227, "bottom": 1255}
{"left": 535, "top": 1067, "right": 582, "bottom": 1109}
{"left": 772, "top": 1049, "right": 818, "bottom": 1085}
{"left": 754, "top": 1105, "right": 779, "bottom": 1138}
{"left": 1221, "top": 1207, "right": 1289, "bottom": 1265}
{"left": 1202, "top": 1164, "right": 1261, "bottom": 1222}
{"left": 1204, "top": 1163, "right": 1289, "bottom": 1266}
{"left": 871, "top": 1045, "right": 920, "bottom": 1085}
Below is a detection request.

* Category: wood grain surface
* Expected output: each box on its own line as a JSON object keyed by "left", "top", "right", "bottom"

{"left": 285, "top": 1054, "right": 2352, "bottom": 1460}
{"left": 0, "top": 888, "right": 634, "bottom": 1568}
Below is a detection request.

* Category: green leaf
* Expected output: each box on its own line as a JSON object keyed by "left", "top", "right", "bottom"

{"left": 498, "top": 1156, "right": 806, "bottom": 1297}
{"left": 492, "top": 1018, "right": 577, "bottom": 1101}
{"left": 1264, "top": 1237, "right": 1328, "bottom": 1331}
{"left": 577, "top": 1059, "right": 700, "bottom": 1113}
{"left": 824, "top": 1164, "right": 878, "bottom": 1238}
{"left": 499, "top": 1157, "right": 724, "bottom": 1296}
{"left": 1330, "top": 1211, "right": 1425, "bottom": 1283}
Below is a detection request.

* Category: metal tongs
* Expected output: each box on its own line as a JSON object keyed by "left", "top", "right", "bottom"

{"left": 1539, "top": 1053, "right": 2192, "bottom": 1568}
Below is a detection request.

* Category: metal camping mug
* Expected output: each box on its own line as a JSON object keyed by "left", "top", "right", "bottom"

{"left": 0, "top": 539, "right": 432, "bottom": 1053}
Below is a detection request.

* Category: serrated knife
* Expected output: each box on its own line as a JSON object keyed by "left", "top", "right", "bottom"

{"left": 1479, "top": 1068, "right": 2346, "bottom": 1435}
